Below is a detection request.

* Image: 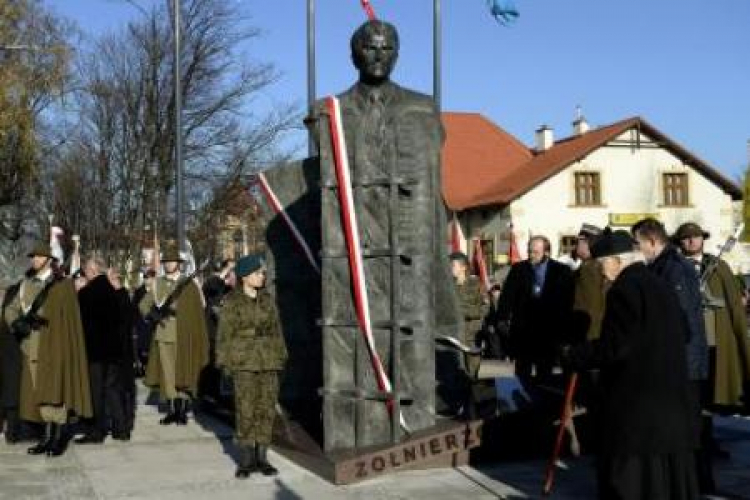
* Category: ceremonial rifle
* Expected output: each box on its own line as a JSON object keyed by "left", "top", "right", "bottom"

{"left": 700, "top": 223, "right": 744, "bottom": 310}
{"left": 145, "top": 258, "right": 210, "bottom": 327}
{"left": 10, "top": 276, "right": 60, "bottom": 341}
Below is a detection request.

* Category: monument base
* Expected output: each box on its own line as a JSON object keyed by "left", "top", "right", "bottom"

{"left": 272, "top": 417, "right": 483, "bottom": 485}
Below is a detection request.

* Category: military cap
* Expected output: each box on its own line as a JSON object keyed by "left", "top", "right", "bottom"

{"left": 672, "top": 222, "right": 710, "bottom": 242}
{"left": 235, "top": 254, "right": 265, "bottom": 278}
{"left": 161, "top": 244, "right": 185, "bottom": 263}
{"left": 591, "top": 229, "right": 636, "bottom": 259}
{"left": 448, "top": 252, "right": 469, "bottom": 264}
{"left": 27, "top": 242, "right": 55, "bottom": 260}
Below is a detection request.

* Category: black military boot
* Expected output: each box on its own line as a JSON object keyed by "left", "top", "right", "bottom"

{"left": 256, "top": 444, "right": 278, "bottom": 476}
{"left": 175, "top": 399, "right": 188, "bottom": 426}
{"left": 47, "top": 423, "right": 71, "bottom": 457}
{"left": 159, "top": 400, "right": 179, "bottom": 425}
{"left": 27, "top": 423, "right": 53, "bottom": 455}
{"left": 235, "top": 445, "right": 258, "bottom": 479}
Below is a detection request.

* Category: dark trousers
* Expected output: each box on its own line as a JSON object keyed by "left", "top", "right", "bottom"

{"left": 687, "top": 379, "right": 715, "bottom": 494}
{"left": 87, "top": 361, "right": 134, "bottom": 436}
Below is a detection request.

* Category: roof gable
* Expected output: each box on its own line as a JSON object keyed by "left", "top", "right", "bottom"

{"left": 441, "top": 115, "right": 742, "bottom": 209}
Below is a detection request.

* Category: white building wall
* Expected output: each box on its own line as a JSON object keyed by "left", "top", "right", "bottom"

{"left": 503, "top": 131, "right": 738, "bottom": 262}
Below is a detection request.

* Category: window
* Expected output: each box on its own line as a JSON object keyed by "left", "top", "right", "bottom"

{"left": 559, "top": 235, "right": 578, "bottom": 257}
{"left": 573, "top": 172, "right": 601, "bottom": 206}
{"left": 663, "top": 173, "right": 689, "bottom": 206}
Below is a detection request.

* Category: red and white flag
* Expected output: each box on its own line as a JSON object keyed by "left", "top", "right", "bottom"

{"left": 450, "top": 212, "right": 467, "bottom": 255}
{"left": 508, "top": 223, "right": 521, "bottom": 264}
{"left": 472, "top": 237, "right": 491, "bottom": 292}
{"left": 326, "top": 95, "right": 407, "bottom": 431}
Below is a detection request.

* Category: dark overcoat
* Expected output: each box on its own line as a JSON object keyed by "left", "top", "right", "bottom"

{"left": 497, "top": 258, "right": 575, "bottom": 358}
{"left": 570, "top": 262, "right": 694, "bottom": 455}
{"left": 0, "top": 283, "right": 22, "bottom": 410}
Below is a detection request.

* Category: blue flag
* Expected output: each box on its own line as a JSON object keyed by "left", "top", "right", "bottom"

{"left": 487, "top": 0, "right": 519, "bottom": 26}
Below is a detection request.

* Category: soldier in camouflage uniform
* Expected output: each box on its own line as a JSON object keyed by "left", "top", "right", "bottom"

{"left": 216, "top": 254, "right": 287, "bottom": 479}
{"left": 450, "top": 252, "right": 487, "bottom": 378}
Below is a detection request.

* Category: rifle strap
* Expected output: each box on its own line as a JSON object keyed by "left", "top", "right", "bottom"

{"left": 19, "top": 276, "right": 59, "bottom": 321}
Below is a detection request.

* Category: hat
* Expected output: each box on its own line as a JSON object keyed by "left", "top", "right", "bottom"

{"left": 591, "top": 229, "right": 636, "bottom": 259}
{"left": 578, "top": 223, "right": 602, "bottom": 240}
{"left": 672, "top": 222, "right": 710, "bottom": 242}
{"left": 235, "top": 254, "right": 265, "bottom": 278}
{"left": 448, "top": 252, "right": 469, "bottom": 264}
{"left": 161, "top": 244, "right": 185, "bottom": 263}
{"left": 27, "top": 242, "right": 55, "bottom": 260}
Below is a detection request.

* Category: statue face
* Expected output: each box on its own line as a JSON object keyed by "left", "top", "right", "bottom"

{"left": 353, "top": 28, "right": 398, "bottom": 84}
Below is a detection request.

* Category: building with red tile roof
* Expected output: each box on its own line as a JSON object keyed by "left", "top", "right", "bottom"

{"left": 441, "top": 113, "right": 743, "bottom": 272}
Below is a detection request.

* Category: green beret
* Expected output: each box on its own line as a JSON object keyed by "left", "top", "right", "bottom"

{"left": 235, "top": 254, "right": 265, "bottom": 278}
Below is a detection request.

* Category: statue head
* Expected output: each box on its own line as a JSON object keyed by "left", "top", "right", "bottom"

{"left": 350, "top": 20, "right": 399, "bottom": 85}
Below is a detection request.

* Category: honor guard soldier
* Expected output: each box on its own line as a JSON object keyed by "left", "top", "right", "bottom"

{"left": 140, "top": 244, "right": 208, "bottom": 425}
{"left": 216, "top": 255, "right": 288, "bottom": 479}
{"left": 450, "top": 252, "right": 486, "bottom": 376}
{"left": 2, "top": 242, "right": 92, "bottom": 457}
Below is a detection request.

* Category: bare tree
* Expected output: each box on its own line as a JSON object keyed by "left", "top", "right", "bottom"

{"left": 46, "top": 0, "right": 299, "bottom": 262}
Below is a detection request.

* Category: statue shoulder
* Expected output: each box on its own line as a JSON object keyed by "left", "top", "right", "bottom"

{"left": 392, "top": 85, "right": 439, "bottom": 112}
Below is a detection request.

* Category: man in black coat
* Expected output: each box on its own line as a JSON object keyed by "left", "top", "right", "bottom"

{"left": 75, "top": 257, "right": 135, "bottom": 443}
{"left": 632, "top": 218, "right": 710, "bottom": 493}
{"left": 496, "top": 235, "right": 574, "bottom": 392}
{"left": 1, "top": 282, "right": 24, "bottom": 443}
{"left": 567, "top": 230, "right": 698, "bottom": 499}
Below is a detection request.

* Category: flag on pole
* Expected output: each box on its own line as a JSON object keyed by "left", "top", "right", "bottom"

{"left": 49, "top": 226, "right": 65, "bottom": 264}
{"left": 472, "top": 237, "right": 491, "bottom": 292}
{"left": 508, "top": 223, "right": 521, "bottom": 264}
{"left": 450, "top": 212, "right": 467, "bottom": 254}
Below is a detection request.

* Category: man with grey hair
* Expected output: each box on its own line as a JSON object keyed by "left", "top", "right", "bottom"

{"left": 75, "top": 255, "right": 134, "bottom": 443}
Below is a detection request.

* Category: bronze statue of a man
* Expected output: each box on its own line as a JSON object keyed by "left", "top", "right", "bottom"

{"left": 309, "top": 20, "right": 462, "bottom": 451}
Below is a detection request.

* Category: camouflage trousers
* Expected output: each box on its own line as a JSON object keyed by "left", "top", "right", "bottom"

{"left": 233, "top": 371, "right": 280, "bottom": 446}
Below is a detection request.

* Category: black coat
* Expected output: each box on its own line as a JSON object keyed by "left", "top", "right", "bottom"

{"left": 497, "top": 258, "right": 575, "bottom": 357}
{"left": 648, "top": 245, "right": 708, "bottom": 381}
{"left": 78, "top": 275, "right": 132, "bottom": 363}
{"left": 0, "top": 283, "right": 22, "bottom": 409}
{"left": 570, "top": 263, "right": 694, "bottom": 456}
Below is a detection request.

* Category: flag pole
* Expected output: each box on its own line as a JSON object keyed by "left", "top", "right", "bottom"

{"left": 307, "top": 0, "right": 317, "bottom": 156}
{"left": 433, "top": 0, "right": 442, "bottom": 111}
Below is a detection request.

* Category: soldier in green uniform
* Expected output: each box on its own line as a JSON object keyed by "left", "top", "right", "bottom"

{"left": 140, "top": 244, "right": 208, "bottom": 425}
{"left": 450, "top": 252, "right": 487, "bottom": 377}
{"left": 216, "top": 254, "right": 288, "bottom": 479}
{"left": 2, "top": 242, "right": 92, "bottom": 457}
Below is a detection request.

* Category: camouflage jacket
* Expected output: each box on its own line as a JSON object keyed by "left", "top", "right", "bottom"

{"left": 455, "top": 276, "right": 486, "bottom": 341}
{"left": 216, "top": 288, "right": 287, "bottom": 372}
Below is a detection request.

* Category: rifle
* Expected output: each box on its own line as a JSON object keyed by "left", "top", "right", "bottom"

{"left": 700, "top": 223, "right": 744, "bottom": 310}
{"left": 10, "top": 276, "right": 60, "bottom": 342}
{"left": 145, "top": 259, "right": 210, "bottom": 327}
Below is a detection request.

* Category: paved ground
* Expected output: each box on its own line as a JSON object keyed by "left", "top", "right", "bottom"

{"left": 1, "top": 384, "right": 750, "bottom": 499}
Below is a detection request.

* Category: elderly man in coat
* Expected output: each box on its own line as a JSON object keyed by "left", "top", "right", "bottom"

{"left": 566, "top": 229, "right": 698, "bottom": 500}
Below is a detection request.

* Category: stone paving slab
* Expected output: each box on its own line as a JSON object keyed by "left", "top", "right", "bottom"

{"left": 2, "top": 383, "right": 750, "bottom": 499}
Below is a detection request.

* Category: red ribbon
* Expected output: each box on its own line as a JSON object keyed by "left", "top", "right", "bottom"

{"left": 360, "top": 0, "right": 377, "bottom": 20}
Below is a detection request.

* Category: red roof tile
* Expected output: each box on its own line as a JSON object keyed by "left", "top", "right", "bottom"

{"left": 441, "top": 112, "right": 532, "bottom": 210}
{"left": 442, "top": 114, "right": 741, "bottom": 210}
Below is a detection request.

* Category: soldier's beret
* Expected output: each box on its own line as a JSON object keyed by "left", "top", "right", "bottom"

{"left": 235, "top": 254, "right": 265, "bottom": 278}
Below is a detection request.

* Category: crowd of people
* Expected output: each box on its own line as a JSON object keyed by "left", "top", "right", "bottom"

{"left": 0, "top": 243, "right": 284, "bottom": 479}
{"left": 451, "top": 218, "right": 750, "bottom": 499}
{"left": 1, "top": 215, "right": 750, "bottom": 496}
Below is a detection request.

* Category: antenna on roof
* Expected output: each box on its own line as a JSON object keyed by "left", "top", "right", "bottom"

{"left": 575, "top": 105, "right": 583, "bottom": 121}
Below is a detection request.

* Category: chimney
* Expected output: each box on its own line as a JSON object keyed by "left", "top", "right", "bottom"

{"left": 572, "top": 106, "right": 590, "bottom": 135}
{"left": 535, "top": 125, "right": 554, "bottom": 151}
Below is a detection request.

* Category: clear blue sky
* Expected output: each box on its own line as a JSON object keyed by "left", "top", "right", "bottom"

{"left": 48, "top": 0, "right": 750, "bottom": 180}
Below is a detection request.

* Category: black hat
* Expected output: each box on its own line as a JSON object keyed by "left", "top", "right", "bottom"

{"left": 578, "top": 223, "right": 602, "bottom": 240}
{"left": 590, "top": 228, "right": 636, "bottom": 259}
{"left": 449, "top": 252, "right": 469, "bottom": 264}
{"left": 672, "top": 222, "right": 710, "bottom": 243}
